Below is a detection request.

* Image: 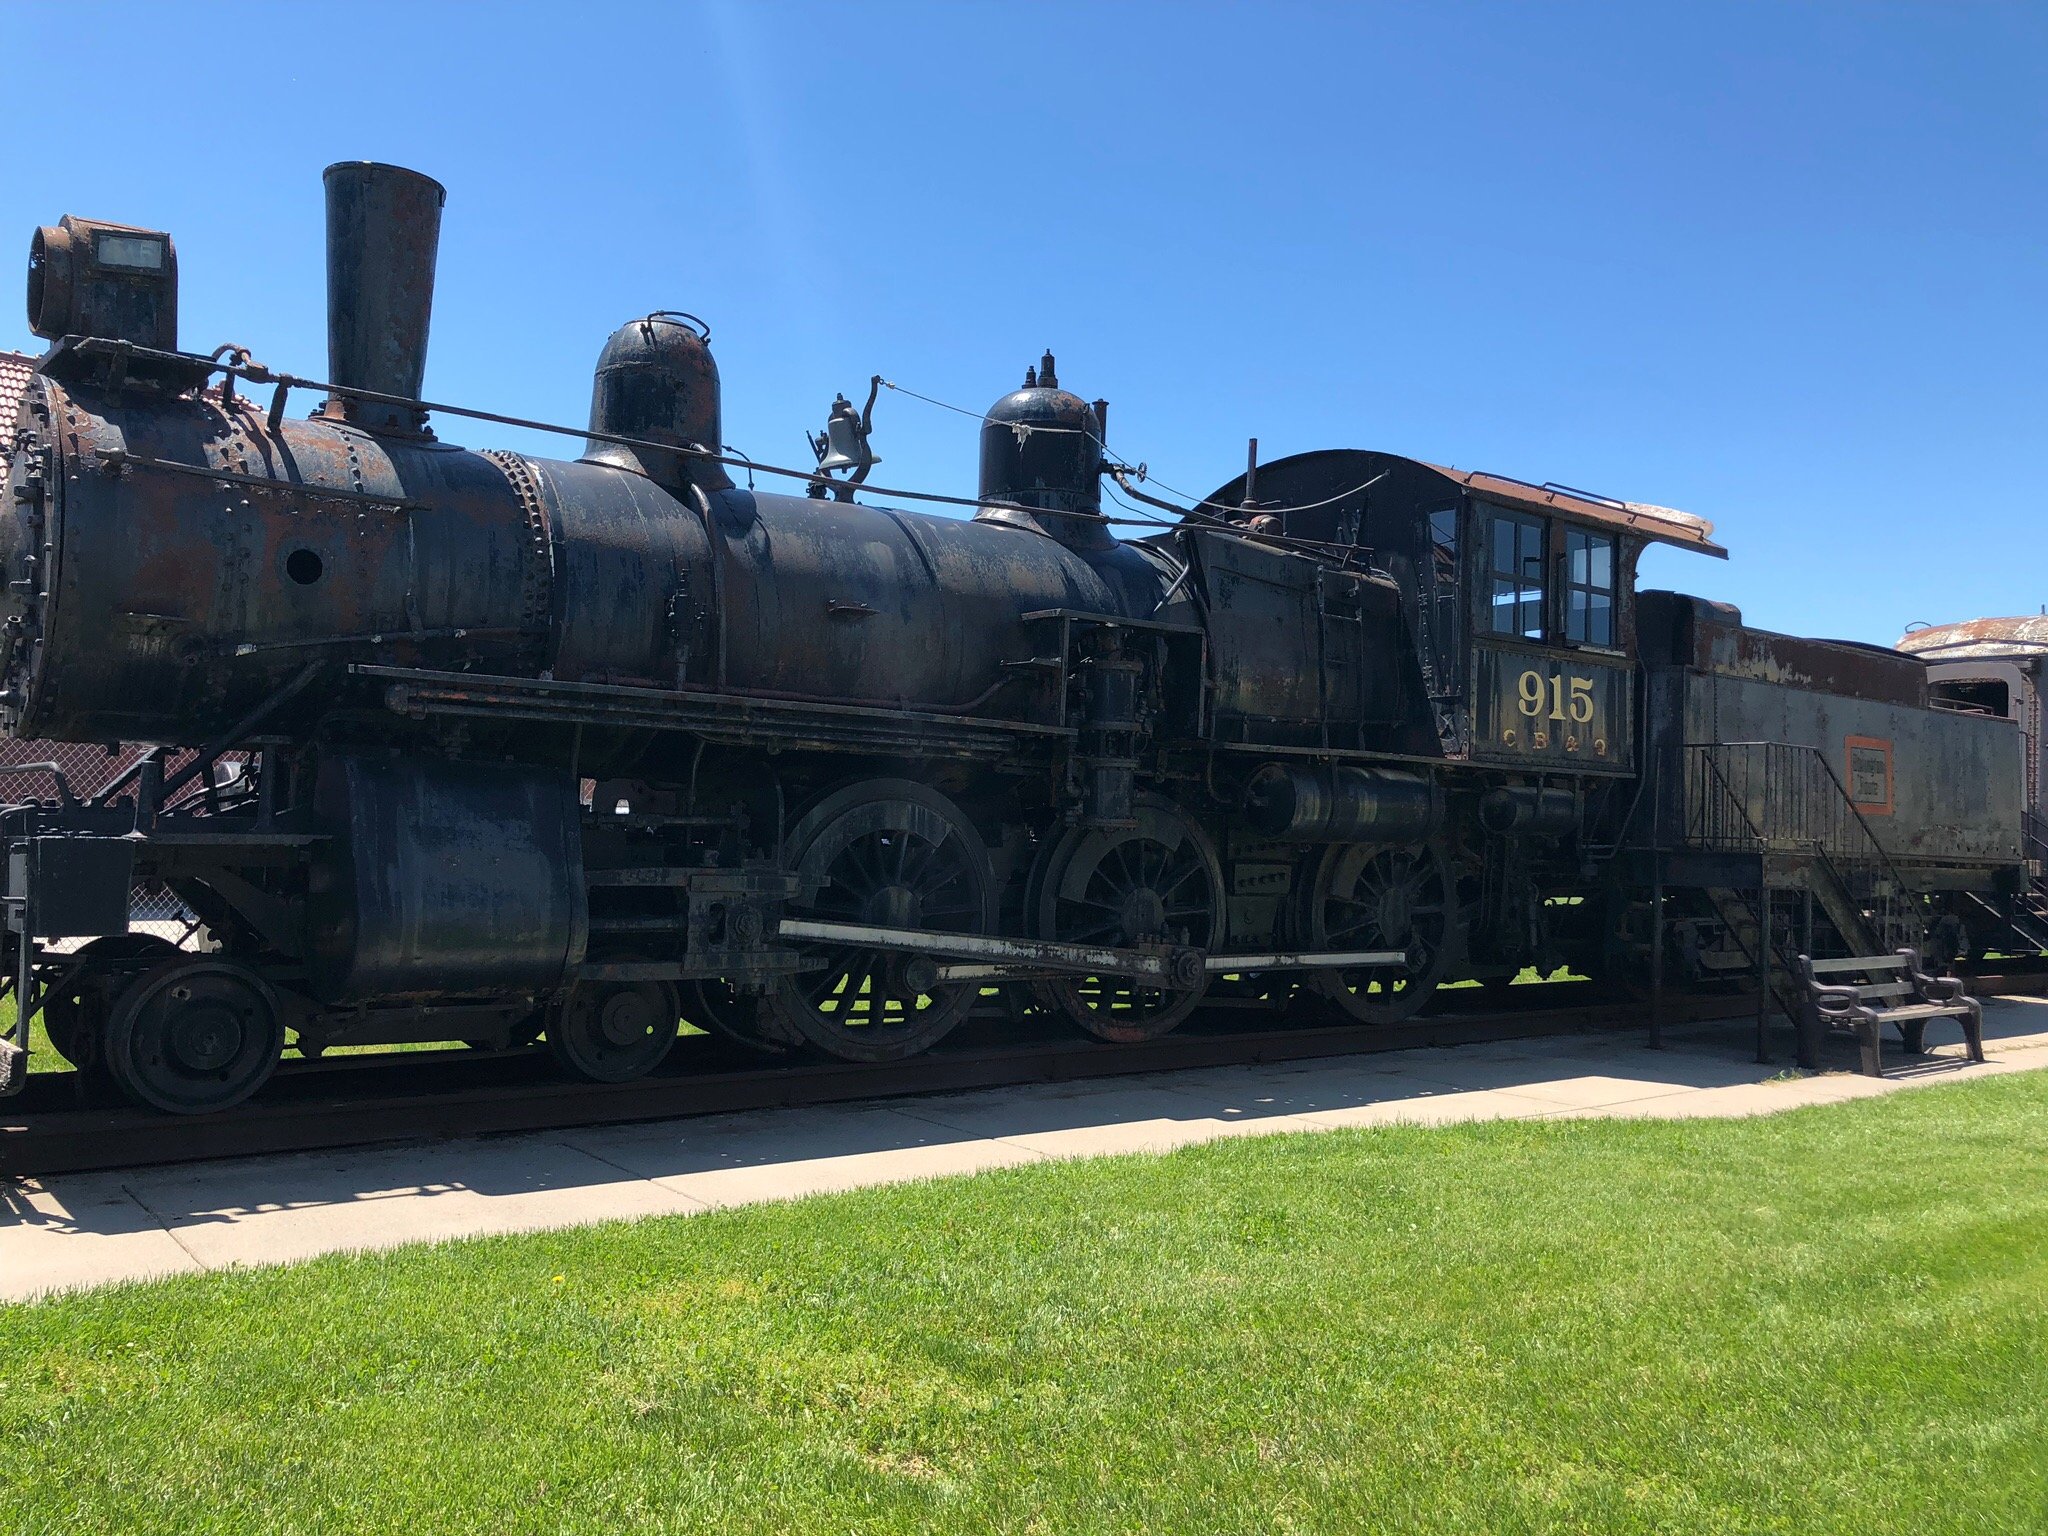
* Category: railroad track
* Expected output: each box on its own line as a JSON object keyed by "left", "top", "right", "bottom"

{"left": 1, "top": 982, "right": 1772, "bottom": 1178}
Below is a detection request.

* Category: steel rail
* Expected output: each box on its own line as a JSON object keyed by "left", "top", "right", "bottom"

{"left": 0, "top": 986, "right": 1760, "bottom": 1179}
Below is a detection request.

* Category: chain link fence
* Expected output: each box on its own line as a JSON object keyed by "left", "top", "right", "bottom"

{"left": 0, "top": 739, "right": 590, "bottom": 956}
{"left": 0, "top": 737, "right": 215, "bottom": 948}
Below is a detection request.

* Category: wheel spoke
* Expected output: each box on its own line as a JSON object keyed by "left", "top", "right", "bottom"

{"left": 897, "top": 837, "right": 937, "bottom": 888}
{"left": 1314, "top": 844, "right": 1454, "bottom": 1024}
{"left": 841, "top": 838, "right": 885, "bottom": 898}
{"left": 814, "top": 886, "right": 866, "bottom": 918}
{"left": 843, "top": 957, "right": 879, "bottom": 1014}
{"left": 768, "top": 784, "right": 991, "bottom": 1058}
{"left": 912, "top": 856, "right": 960, "bottom": 899}
{"left": 1034, "top": 807, "right": 1220, "bottom": 1043}
{"left": 804, "top": 946, "right": 859, "bottom": 1003}
{"left": 1059, "top": 915, "right": 1126, "bottom": 943}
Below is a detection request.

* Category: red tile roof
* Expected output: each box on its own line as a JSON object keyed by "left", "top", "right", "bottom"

{"left": 0, "top": 349, "right": 34, "bottom": 470}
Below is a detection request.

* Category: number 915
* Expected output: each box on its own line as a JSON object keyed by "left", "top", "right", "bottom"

{"left": 1518, "top": 669, "right": 1595, "bottom": 724}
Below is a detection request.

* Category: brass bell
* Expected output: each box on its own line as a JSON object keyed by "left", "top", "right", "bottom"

{"left": 806, "top": 377, "right": 883, "bottom": 501}
{"left": 812, "top": 393, "right": 879, "bottom": 475}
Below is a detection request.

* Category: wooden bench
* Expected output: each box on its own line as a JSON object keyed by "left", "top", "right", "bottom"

{"left": 1795, "top": 951, "right": 1985, "bottom": 1077}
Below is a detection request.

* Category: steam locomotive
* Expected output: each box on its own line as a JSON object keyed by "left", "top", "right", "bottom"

{"left": 0, "top": 164, "right": 2025, "bottom": 1113}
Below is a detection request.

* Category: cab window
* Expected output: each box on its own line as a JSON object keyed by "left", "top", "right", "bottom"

{"left": 1563, "top": 528, "right": 1616, "bottom": 647}
{"left": 1488, "top": 510, "right": 1546, "bottom": 639}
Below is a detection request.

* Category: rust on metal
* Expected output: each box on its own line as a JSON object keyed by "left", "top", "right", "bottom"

{"left": 1416, "top": 461, "right": 1726, "bottom": 557}
{"left": 1899, "top": 615, "right": 2048, "bottom": 661}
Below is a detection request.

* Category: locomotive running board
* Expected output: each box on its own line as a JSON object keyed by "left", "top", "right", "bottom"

{"left": 362, "top": 665, "right": 1071, "bottom": 761}
{"left": 776, "top": 918, "right": 1408, "bottom": 988}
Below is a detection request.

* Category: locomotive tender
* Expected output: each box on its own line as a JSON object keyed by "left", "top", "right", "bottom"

{"left": 0, "top": 163, "right": 2024, "bottom": 1113}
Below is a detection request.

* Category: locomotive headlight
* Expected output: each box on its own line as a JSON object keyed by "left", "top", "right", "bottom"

{"left": 27, "top": 215, "right": 178, "bottom": 351}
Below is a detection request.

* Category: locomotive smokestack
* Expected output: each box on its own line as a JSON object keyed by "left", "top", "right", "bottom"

{"left": 318, "top": 162, "right": 444, "bottom": 435}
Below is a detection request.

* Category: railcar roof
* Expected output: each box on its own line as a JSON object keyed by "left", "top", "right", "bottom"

{"left": 1897, "top": 615, "right": 2048, "bottom": 660}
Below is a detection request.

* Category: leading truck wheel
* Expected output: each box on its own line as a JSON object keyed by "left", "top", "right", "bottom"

{"left": 102, "top": 959, "right": 283, "bottom": 1115}
{"left": 42, "top": 933, "right": 179, "bottom": 1072}
{"left": 1303, "top": 840, "right": 1457, "bottom": 1024}
{"left": 765, "top": 780, "right": 995, "bottom": 1062}
{"left": 548, "top": 970, "right": 681, "bottom": 1083}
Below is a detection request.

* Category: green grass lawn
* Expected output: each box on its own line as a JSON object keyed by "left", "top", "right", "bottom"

{"left": 4, "top": 1074, "right": 2047, "bottom": 1534}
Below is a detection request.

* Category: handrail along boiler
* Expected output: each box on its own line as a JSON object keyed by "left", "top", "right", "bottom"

{"left": 0, "top": 163, "right": 2024, "bottom": 1112}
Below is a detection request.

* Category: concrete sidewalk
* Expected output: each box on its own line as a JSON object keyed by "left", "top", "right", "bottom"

{"left": 7, "top": 995, "right": 2046, "bottom": 1303}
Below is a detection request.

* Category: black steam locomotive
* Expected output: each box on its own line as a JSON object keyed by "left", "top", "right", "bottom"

{"left": 0, "top": 164, "right": 2024, "bottom": 1113}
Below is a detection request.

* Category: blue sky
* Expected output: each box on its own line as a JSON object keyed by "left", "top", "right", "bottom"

{"left": 5, "top": 1, "right": 2042, "bottom": 643}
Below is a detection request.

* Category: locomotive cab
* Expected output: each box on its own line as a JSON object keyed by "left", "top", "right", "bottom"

{"left": 1193, "top": 449, "right": 1726, "bottom": 771}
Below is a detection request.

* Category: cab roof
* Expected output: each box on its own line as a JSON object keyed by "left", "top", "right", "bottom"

{"left": 1199, "top": 448, "right": 1727, "bottom": 560}
{"left": 1411, "top": 458, "right": 1726, "bottom": 559}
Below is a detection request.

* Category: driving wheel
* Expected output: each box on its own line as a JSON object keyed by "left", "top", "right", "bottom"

{"left": 1304, "top": 840, "right": 1457, "bottom": 1024}
{"left": 765, "top": 780, "right": 995, "bottom": 1062}
{"left": 687, "top": 978, "right": 802, "bottom": 1055}
{"left": 1030, "top": 796, "right": 1224, "bottom": 1043}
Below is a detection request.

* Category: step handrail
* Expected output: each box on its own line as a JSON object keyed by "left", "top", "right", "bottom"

{"left": 1682, "top": 743, "right": 1769, "bottom": 850}
{"left": 1679, "top": 742, "right": 1919, "bottom": 954}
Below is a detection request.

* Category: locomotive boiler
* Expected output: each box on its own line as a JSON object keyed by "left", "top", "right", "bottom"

{"left": 8, "top": 166, "right": 1165, "bottom": 752}
{"left": 0, "top": 162, "right": 2026, "bottom": 1115}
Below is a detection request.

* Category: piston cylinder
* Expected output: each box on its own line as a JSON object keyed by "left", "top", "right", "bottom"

{"left": 306, "top": 754, "right": 587, "bottom": 1003}
{"left": 1243, "top": 763, "right": 1442, "bottom": 843}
